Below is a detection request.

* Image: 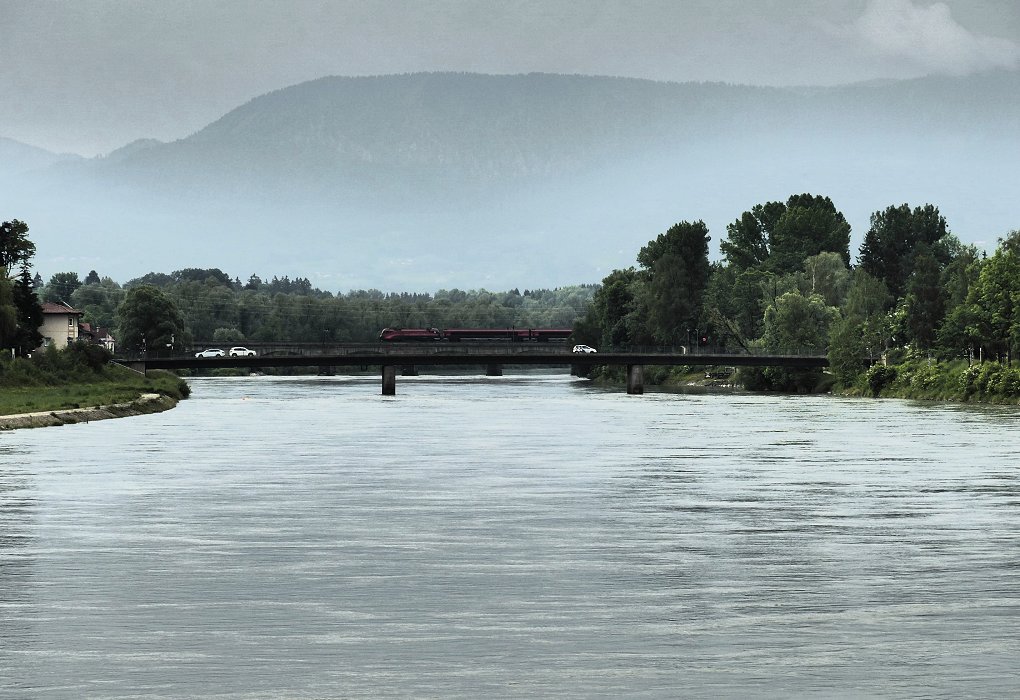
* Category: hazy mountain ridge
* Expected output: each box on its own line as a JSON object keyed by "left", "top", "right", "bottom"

{"left": 5, "top": 71, "right": 1019, "bottom": 290}
{"left": 0, "top": 137, "right": 83, "bottom": 177}
{"left": 103, "top": 70, "right": 1020, "bottom": 182}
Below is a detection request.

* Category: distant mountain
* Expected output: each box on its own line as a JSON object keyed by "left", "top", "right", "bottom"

{"left": 0, "top": 136, "right": 83, "bottom": 176}
{"left": 7, "top": 71, "right": 1020, "bottom": 291}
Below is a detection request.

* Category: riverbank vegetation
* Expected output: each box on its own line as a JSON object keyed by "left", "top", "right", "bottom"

{"left": 573, "top": 196, "right": 1020, "bottom": 401}
{"left": 0, "top": 342, "right": 189, "bottom": 416}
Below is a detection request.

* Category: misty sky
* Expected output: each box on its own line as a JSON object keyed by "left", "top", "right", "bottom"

{"left": 2, "top": 0, "right": 1019, "bottom": 156}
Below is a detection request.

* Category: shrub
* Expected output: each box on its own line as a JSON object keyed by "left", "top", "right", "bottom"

{"left": 865, "top": 365, "right": 897, "bottom": 396}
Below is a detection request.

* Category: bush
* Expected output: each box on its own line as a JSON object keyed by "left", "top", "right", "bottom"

{"left": 865, "top": 365, "right": 897, "bottom": 396}
{"left": 65, "top": 341, "right": 113, "bottom": 372}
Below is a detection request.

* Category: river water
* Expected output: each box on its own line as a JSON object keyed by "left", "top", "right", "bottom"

{"left": 2, "top": 372, "right": 1019, "bottom": 698}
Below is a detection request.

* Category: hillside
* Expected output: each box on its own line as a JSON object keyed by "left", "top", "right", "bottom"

{"left": 6, "top": 71, "right": 1020, "bottom": 291}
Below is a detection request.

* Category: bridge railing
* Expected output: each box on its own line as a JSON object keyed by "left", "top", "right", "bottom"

{"left": 125, "top": 342, "right": 831, "bottom": 362}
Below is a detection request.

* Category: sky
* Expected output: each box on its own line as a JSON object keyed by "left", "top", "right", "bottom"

{"left": 2, "top": 0, "right": 1019, "bottom": 156}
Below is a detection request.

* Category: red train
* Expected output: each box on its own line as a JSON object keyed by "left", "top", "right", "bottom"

{"left": 379, "top": 327, "right": 572, "bottom": 342}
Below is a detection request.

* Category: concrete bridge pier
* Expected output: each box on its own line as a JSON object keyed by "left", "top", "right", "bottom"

{"left": 382, "top": 365, "right": 396, "bottom": 395}
{"left": 128, "top": 361, "right": 147, "bottom": 375}
{"left": 486, "top": 363, "right": 503, "bottom": 377}
{"left": 626, "top": 364, "right": 644, "bottom": 395}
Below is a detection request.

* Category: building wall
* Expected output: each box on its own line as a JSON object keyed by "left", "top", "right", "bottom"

{"left": 40, "top": 313, "right": 81, "bottom": 349}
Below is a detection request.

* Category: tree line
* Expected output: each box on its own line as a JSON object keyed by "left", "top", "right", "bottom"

{"left": 21, "top": 260, "right": 595, "bottom": 357}
{"left": 572, "top": 194, "right": 1019, "bottom": 392}
{"left": 7, "top": 199, "right": 1018, "bottom": 397}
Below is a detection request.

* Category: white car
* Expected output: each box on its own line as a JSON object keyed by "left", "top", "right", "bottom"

{"left": 195, "top": 348, "right": 225, "bottom": 358}
{"left": 228, "top": 346, "right": 257, "bottom": 357}
{"left": 572, "top": 344, "right": 597, "bottom": 354}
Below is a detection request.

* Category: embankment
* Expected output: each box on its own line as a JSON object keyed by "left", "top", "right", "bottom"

{"left": 0, "top": 393, "right": 179, "bottom": 431}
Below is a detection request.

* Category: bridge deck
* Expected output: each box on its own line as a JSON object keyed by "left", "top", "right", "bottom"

{"left": 133, "top": 351, "right": 829, "bottom": 371}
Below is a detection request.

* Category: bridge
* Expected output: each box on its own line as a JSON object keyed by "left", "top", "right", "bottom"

{"left": 121, "top": 346, "right": 829, "bottom": 395}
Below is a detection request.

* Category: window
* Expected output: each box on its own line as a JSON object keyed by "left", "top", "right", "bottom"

{"left": 68, "top": 316, "right": 74, "bottom": 327}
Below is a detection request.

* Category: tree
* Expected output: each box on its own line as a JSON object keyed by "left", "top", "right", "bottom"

{"left": 703, "top": 264, "right": 776, "bottom": 350}
{"left": 858, "top": 203, "right": 949, "bottom": 298}
{"left": 799, "top": 252, "right": 850, "bottom": 307}
{"left": 967, "top": 243, "right": 1020, "bottom": 363}
{"left": 213, "top": 327, "right": 245, "bottom": 343}
{"left": 902, "top": 246, "right": 945, "bottom": 350}
{"left": 719, "top": 204, "right": 781, "bottom": 270}
{"left": 720, "top": 195, "right": 849, "bottom": 276}
{"left": 768, "top": 194, "right": 851, "bottom": 273}
{"left": 0, "top": 277, "right": 17, "bottom": 349}
{"left": 11, "top": 263, "right": 44, "bottom": 353}
{"left": 0, "top": 219, "right": 35, "bottom": 273}
{"left": 42, "top": 272, "right": 82, "bottom": 303}
{"left": 1, "top": 219, "right": 43, "bottom": 354}
{"left": 70, "top": 277, "right": 124, "bottom": 330}
{"left": 116, "top": 285, "right": 186, "bottom": 356}
{"left": 762, "top": 291, "right": 837, "bottom": 354}
{"left": 636, "top": 220, "right": 711, "bottom": 345}
{"left": 585, "top": 268, "right": 651, "bottom": 349}
{"left": 828, "top": 316, "right": 869, "bottom": 387}
{"left": 84, "top": 270, "right": 102, "bottom": 285}
{"left": 844, "top": 269, "right": 893, "bottom": 360}
{"left": 759, "top": 291, "right": 839, "bottom": 391}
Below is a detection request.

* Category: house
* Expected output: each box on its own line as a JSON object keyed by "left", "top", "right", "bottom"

{"left": 78, "top": 322, "right": 116, "bottom": 353}
{"left": 39, "top": 302, "right": 84, "bottom": 349}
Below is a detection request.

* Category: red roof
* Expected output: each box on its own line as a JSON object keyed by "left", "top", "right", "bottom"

{"left": 41, "top": 302, "right": 83, "bottom": 315}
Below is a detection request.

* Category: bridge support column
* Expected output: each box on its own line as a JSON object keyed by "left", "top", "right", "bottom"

{"left": 626, "top": 364, "right": 644, "bottom": 395}
{"left": 382, "top": 365, "right": 396, "bottom": 395}
{"left": 128, "top": 361, "right": 147, "bottom": 375}
{"left": 401, "top": 365, "right": 418, "bottom": 376}
{"left": 486, "top": 363, "right": 503, "bottom": 377}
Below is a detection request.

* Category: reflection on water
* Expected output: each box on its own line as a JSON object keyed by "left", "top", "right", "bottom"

{"left": 1, "top": 374, "right": 1019, "bottom": 697}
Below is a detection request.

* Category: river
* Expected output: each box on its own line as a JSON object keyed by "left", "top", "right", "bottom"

{"left": 2, "top": 372, "right": 1019, "bottom": 698}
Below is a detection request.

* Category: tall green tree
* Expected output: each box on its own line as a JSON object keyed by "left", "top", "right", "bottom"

{"left": 902, "top": 245, "right": 945, "bottom": 350}
{"left": 116, "top": 285, "right": 186, "bottom": 356}
{"left": 0, "top": 219, "right": 35, "bottom": 272}
{"left": 1, "top": 219, "right": 43, "bottom": 355}
{"left": 11, "top": 263, "right": 44, "bottom": 353}
{"left": 967, "top": 241, "right": 1020, "bottom": 362}
{"left": 0, "top": 277, "right": 17, "bottom": 349}
{"left": 584, "top": 268, "right": 650, "bottom": 349}
{"left": 719, "top": 202, "right": 785, "bottom": 270}
{"left": 720, "top": 195, "right": 850, "bottom": 276}
{"left": 636, "top": 220, "right": 711, "bottom": 345}
{"left": 768, "top": 194, "right": 851, "bottom": 273}
{"left": 858, "top": 203, "right": 949, "bottom": 298}
{"left": 703, "top": 264, "right": 775, "bottom": 350}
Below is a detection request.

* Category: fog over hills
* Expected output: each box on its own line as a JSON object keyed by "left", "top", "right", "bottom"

{"left": 5, "top": 71, "right": 1019, "bottom": 291}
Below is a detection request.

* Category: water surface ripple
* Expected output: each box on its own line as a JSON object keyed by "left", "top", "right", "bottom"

{"left": 2, "top": 374, "right": 1019, "bottom": 697}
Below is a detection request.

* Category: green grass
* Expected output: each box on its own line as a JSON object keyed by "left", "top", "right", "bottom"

{"left": 0, "top": 359, "right": 189, "bottom": 416}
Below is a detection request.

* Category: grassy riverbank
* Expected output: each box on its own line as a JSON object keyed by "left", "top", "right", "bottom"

{"left": 841, "top": 358, "right": 1020, "bottom": 404}
{"left": 0, "top": 344, "right": 190, "bottom": 417}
